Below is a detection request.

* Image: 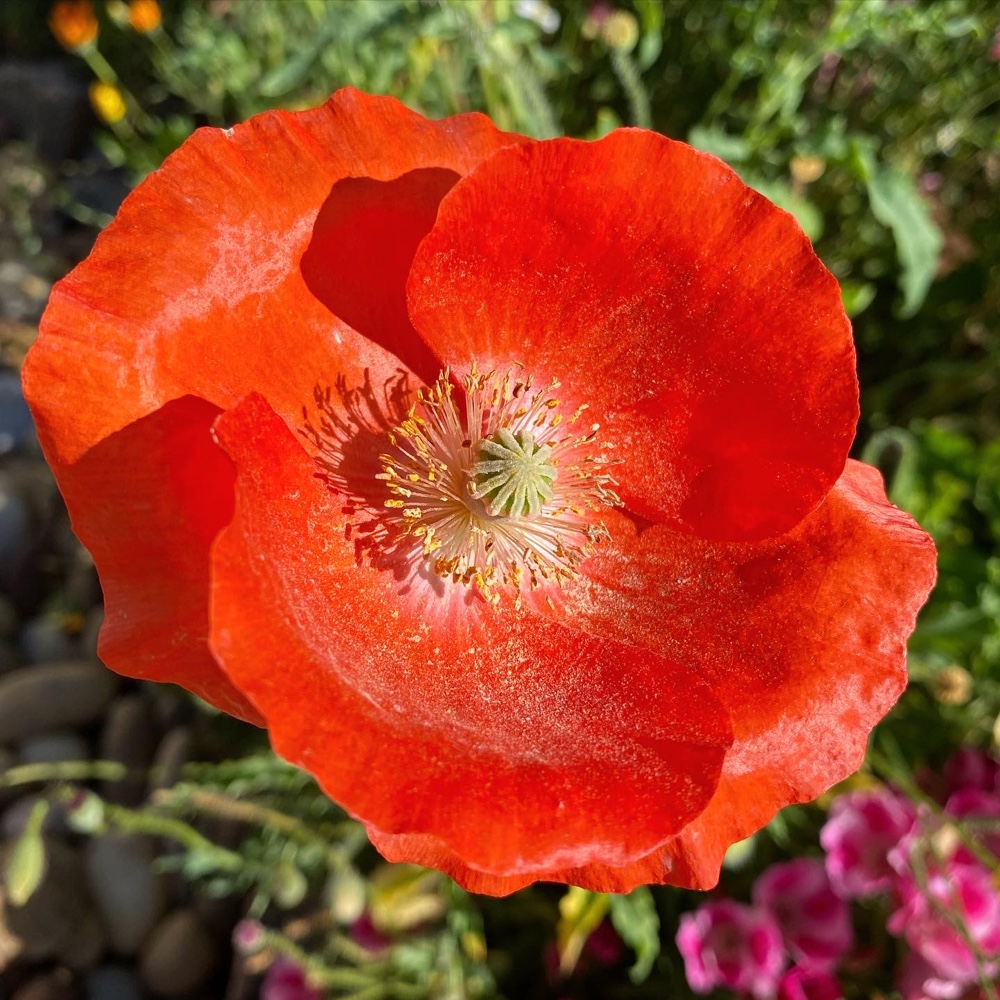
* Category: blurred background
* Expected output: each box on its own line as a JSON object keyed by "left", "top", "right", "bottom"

{"left": 0, "top": 1, "right": 998, "bottom": 998}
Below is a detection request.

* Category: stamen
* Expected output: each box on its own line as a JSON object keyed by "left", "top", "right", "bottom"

{"left": 378, "top": 364, "right": 622, "bottom": 600}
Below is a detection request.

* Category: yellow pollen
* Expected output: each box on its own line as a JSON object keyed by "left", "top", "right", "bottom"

{"left": 377, "top": 364, "right": 622, "bottom": 598}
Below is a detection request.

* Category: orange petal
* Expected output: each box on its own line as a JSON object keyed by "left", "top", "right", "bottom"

{"left": 209, "top": 393, "right": 733, "bottom": 880}
{"left": 24, "top": 88, "right": 526, "bottom": 471}
{"left": 408, "top": 131, "right": 858, "bottom": 542}
{"left": 60, "top": 397, "right": 261, "bottom": 722}
{"left": 530, "top": 458, "right": 937, "bottom": 887}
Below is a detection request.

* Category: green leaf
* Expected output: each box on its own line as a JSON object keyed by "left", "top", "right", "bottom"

{"left": 5, "top": 800, "right": 48, "bottom": 907}
{"left": 608, "top": 887, "right": 660, "bottom": 984}
{"left": 258, "top": 19, "right": 341, "bottom": 98}
{"left": 854, "top": 151, "right": 943, "bottom": 318}
{"left": 841, "top": 280, "right": 876, "bottom": 317}
{"left": 687, "top": 125, "right": 751, "bottom": 164}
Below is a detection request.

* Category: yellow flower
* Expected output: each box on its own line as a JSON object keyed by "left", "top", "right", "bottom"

{"left": 127, "top": 0, "right": 162, "bottom": 33}
{"left": 89, "top": 81, "right": 127, "bottom": 124}
{"left": 49, "top": 0, "right": 99, "bottom": 51}
{"left": 600, "top": 11, "right": 639, "bottom": 52}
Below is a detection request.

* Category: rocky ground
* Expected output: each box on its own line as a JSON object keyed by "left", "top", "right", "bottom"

{"left": 0, "top": 60, "right": 254, "bottom": 1000}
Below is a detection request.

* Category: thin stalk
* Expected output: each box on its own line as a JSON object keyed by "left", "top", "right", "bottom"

{"left": 0, "top": 760, "right": 128, "bottom": 787}
{"left": 610, "top": 49, "right": 651, "bottom": 129}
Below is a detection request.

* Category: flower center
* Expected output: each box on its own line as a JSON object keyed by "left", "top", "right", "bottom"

{"left": 378, "top": 365, "right": 621, "bottom": 602}
{"left": 470, "top": 429, "right": 556, "bottom": 518}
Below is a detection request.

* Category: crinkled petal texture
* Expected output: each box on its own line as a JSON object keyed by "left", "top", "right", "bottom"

{"left": 371, "top": 461, "right": 936, "bottom": 893}
{"left": 23, "top": 90, "right": 937, "bottom": 894}
{"left": 408, "top": 131, "right": 859, "bottom": 541}
{"left": 23, "top": 89, "right": 525, "bottom": 716}
{"left": 210, "top": 394, "right": 733, "bottom": 879}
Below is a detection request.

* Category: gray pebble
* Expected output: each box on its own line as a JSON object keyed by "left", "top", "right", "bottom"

{"left": 0, "top": 594, "right": 18, "bottom": 636}
{"left": 100, "top": 695, "right": 157, "bottom": 804}
{"left": 19, "top": 730, "right": 89, "bottom": 764}
{"left": 19, "top": 614, "right": 81, "bottom": 664}
{"left": 0, "top": 369, "right": 37, "bottom": 457}
{"left": 149, "top": 727, "right": 193, "bottom": 793}
{"left": 0, "top": 661, "right": 118, "bottom": 742}
{"left": 139, "top": 909, "right": 217, "bottom": 997}
{"left": 12, "top": 971, "right": 78, "bottom": 1000}
{"left": 61, "top": 909, "right": 109, "bottom": 971}
{"left": 86, "top": 966, "right": 147, "bottom": 1000}
{"left": 0, "top": 473, "right": 31, "bottom": 582}
{"left": 0, "top": 636, "right": 23, "bottom": 674}
{"left": 64, "top": 555, "right": 102, "bottom": 614}
{"left": 1, "top": 458, "right": 58, "bottom": 522}
{"left": 85, "top": 834, "right": 166, "bottom": 956}
{"left": 81, "top": 605, "right": 104, "bottom": 661}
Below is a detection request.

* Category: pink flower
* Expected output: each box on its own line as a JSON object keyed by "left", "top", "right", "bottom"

{"left": 677, "top": 899, "right": 786, "bottom": 999}
{"left": 777, "top": 965, "right": 845, "bottom": 1000}
{"left": 945, "top": 787, "right": 1000, "bottom": 860}
{"left": 895, "top": 951, "right": 969, "bottom": 1000}
{"left": 754, "top": 858, "right": 853, "bottom": 969}
{"left": 820, "top": 787, "right": 917, "bottom": 898}
{"left": 888, "top": 858, "right": 1000, "bottom": 985}
{"left": 350, "top": 913, "right": 391, "bottom": 954}
{"left": 260, "top": 959, "right": 324, "bottom": 1000}
{"left": 942, "top": 748, "right": 1000, "bottom": 800}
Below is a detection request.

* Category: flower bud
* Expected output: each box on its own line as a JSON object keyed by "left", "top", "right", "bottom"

{"left": 327, "top": 865, "right": 367, "bottom": 925}
{"left": 89, "top": 82, "right": 127, "bottom": 125}
{"left": 128, "top": 0, "right": 162, "bottom": 33}
{"left": 601, "top": 10, "right": 639, "bottom": 52}
{"left": 232, "top": 918, "right": 267, "bottom": 955}
{"left": 49, "top": 0, "right": 98, "bottom": 50}
{"left": 64, "top": 789, "right": 105, "bottom": 834}
{"left": 930, "top": 664, "right": 973, "bottom": 706}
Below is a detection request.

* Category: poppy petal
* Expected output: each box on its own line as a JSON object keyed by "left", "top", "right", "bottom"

{"left": 407, "top": 131, "right": 858, "bottom": 541}
{"left": 24, "top": 87, "right": 526, "bottom": 471}
{"left": 23, "top": 90, "right": 523, "bottom": 720}
{"left": 531, "top": 458, "right": 937, "bottom": 887}
{"left": 209, "top": 393, "right": 733, "bottom": 878}
{"left": 59, "top": 396, "right": 261, "bottom": 723}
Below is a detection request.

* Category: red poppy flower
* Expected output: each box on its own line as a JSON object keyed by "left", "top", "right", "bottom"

{"left": 23, "top": 89, "right": 936, "bottom": 896}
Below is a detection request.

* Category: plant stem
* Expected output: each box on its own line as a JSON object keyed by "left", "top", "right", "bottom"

{"left": 611, "top": 49, "right": 651, "bottom": 129}
{"left": 0, "top": 760, "right": 128, "bottom": 787}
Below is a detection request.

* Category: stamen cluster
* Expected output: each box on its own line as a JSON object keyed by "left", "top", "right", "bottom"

{"left": 378, "top": 365, "right": 621, "bottom": 601}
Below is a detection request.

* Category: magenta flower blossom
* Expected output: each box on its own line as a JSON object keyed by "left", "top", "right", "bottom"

{"left": 942, "top": 748, "right": 1000, "bottom": 800}
{"left": 349, "top": 913, "right": 391, "bottom": 955}
{"left": 260, "top": 959, "right": 324, "bottom": 1000}
{"left": 777, "top": 965, "right": 845, "bottom": 1000}
{"left": 677, "top": 899, "right": 786, "bottom": 999}
{"left": 896, "top": 951, "right": 972, "bottom": 1000}
{"left": 753, "top": 858, "right": 853, "bottom": 969}
{"left": 945, "top": 787, "right": 1000, "bottom": 860}
{"left": 820, "top": 787, "right": 917, "bottom": 898}
{"left": 888, "top": 858, "right": 1000, "bottom": 985}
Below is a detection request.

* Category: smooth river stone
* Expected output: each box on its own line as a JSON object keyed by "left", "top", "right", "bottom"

{"left": 85, "top": 833, "right": 167, "bottom": 955}
{"left": 0, "top": 660, "right": 117, "bottom": 742}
